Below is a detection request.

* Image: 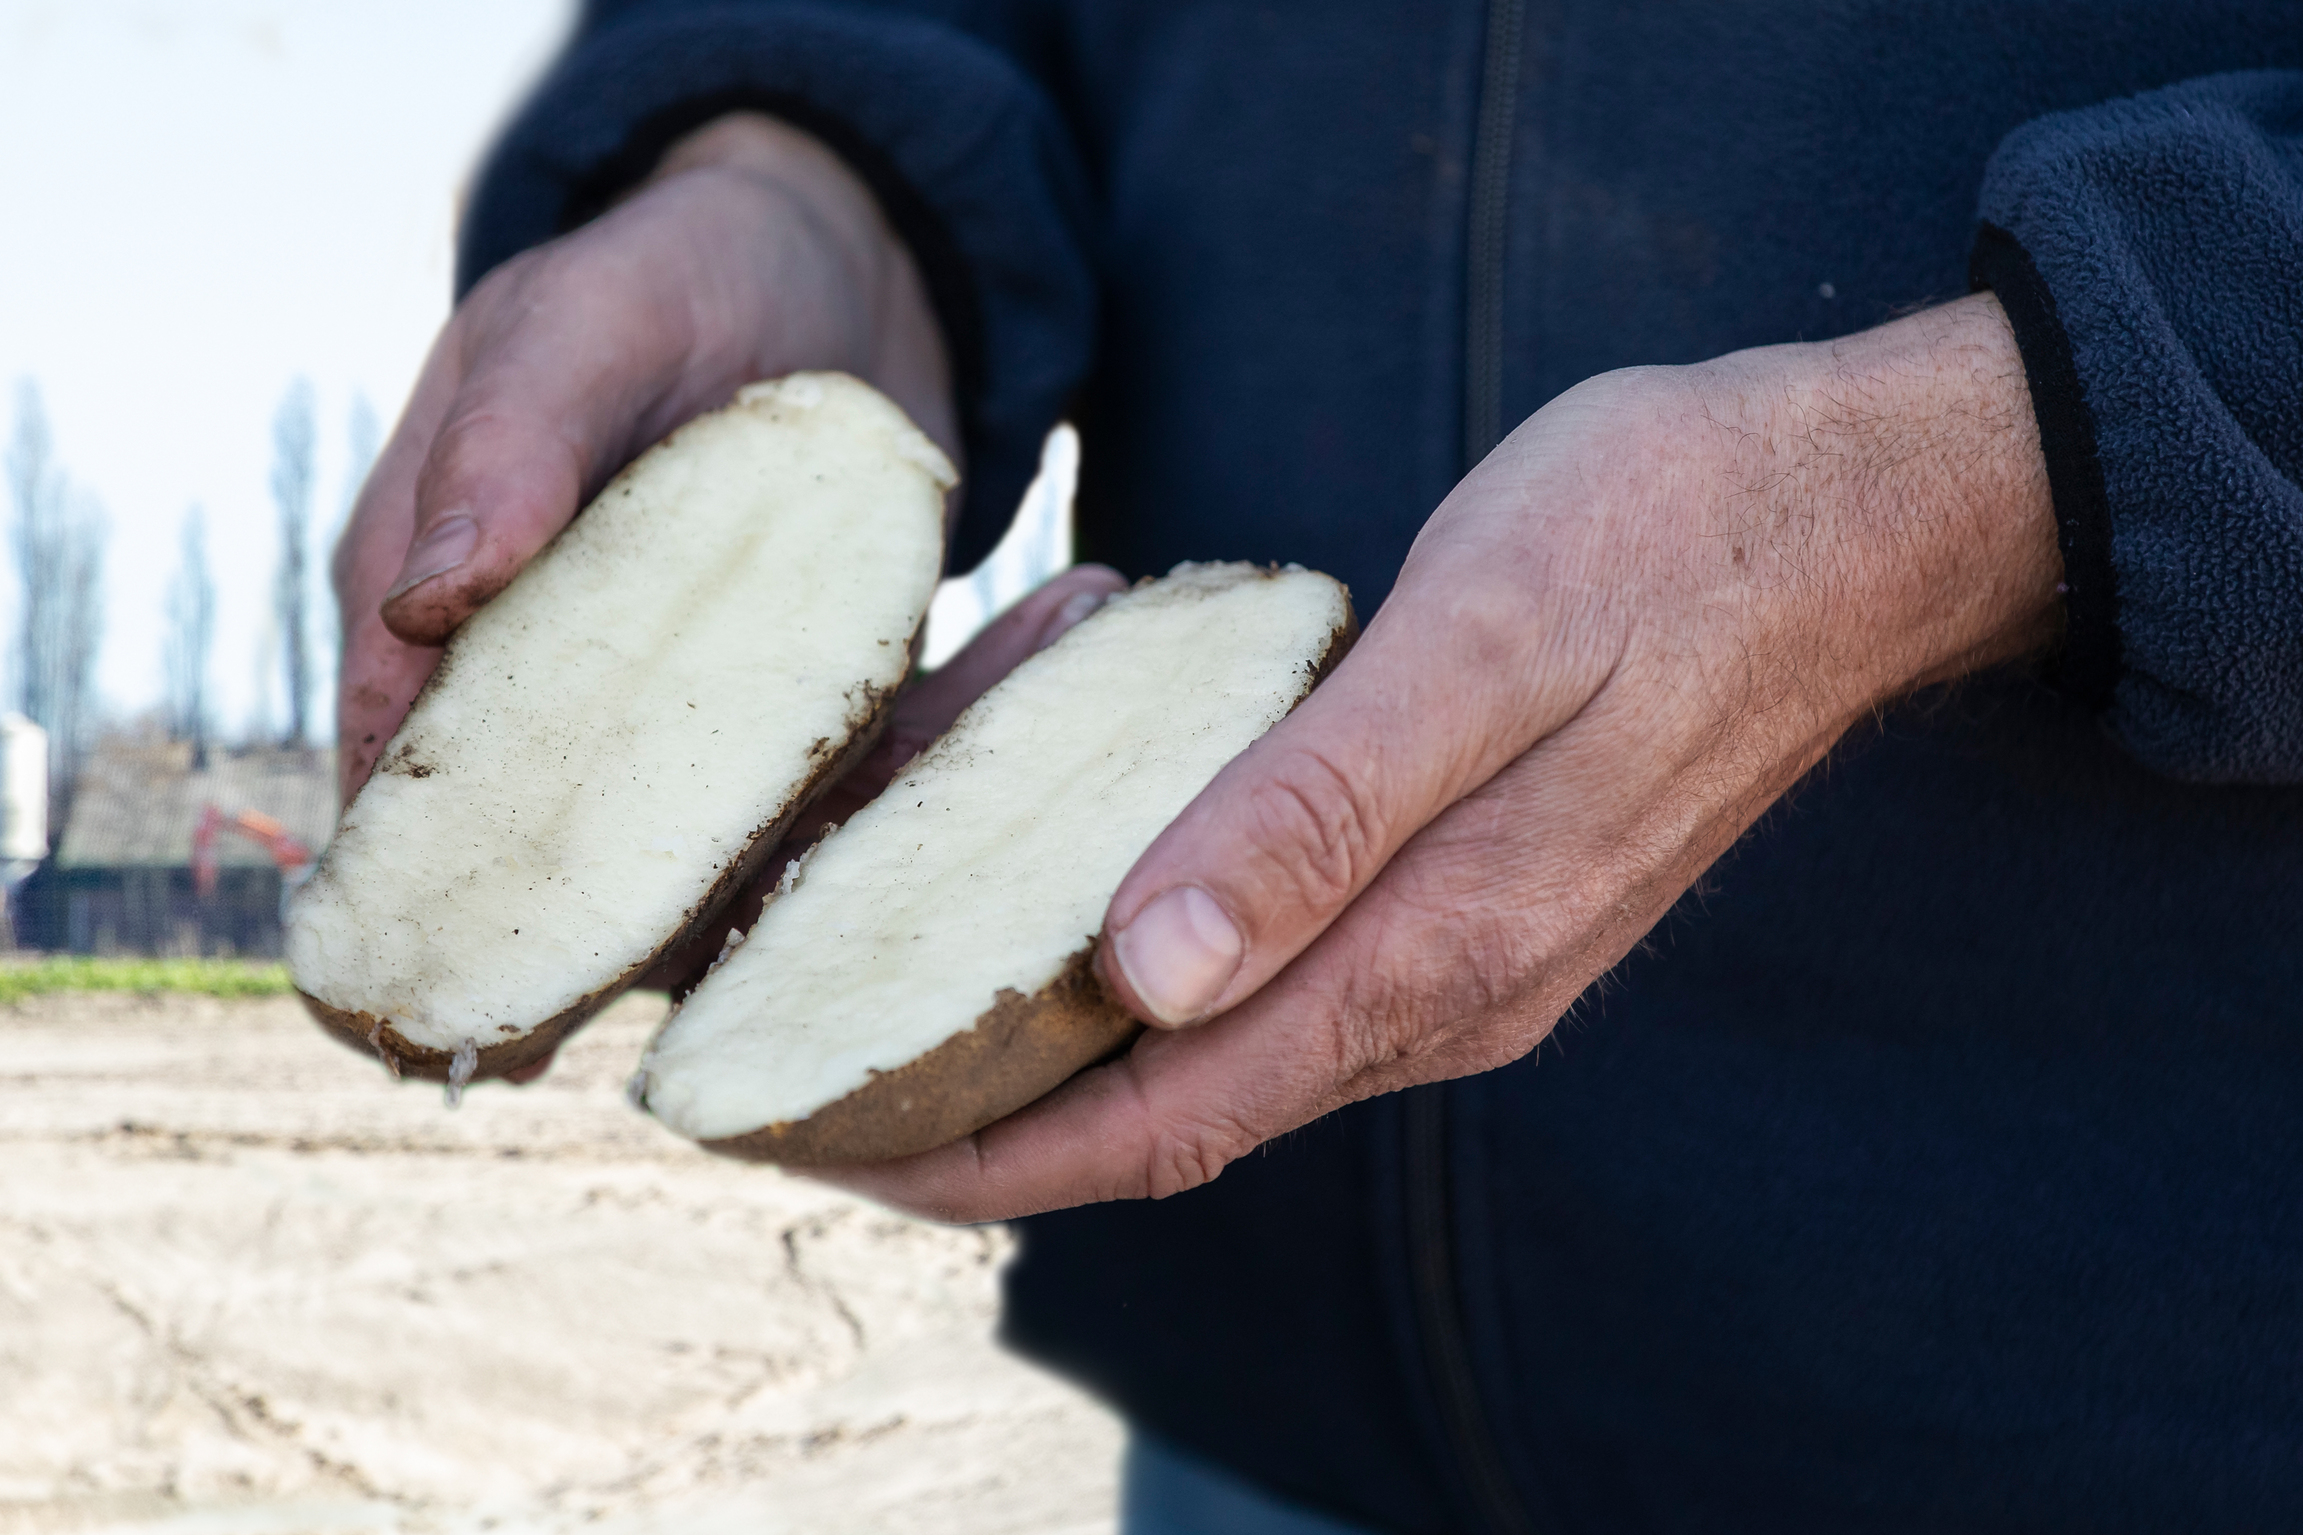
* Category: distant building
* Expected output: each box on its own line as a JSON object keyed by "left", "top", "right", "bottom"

{"left": 30, "top": 737, "right": 336, "bottom": 956}
{"left": 0, "top": 713, "right": 50, "bottom": 903}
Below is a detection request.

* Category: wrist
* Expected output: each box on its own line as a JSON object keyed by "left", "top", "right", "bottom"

{"left": 1685, "top": 292, "right": 2063, "bottom": 719}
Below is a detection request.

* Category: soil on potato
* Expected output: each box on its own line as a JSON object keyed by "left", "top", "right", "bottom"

{"left": 0, "top": 990, "right": 1120, "bottom": 1535}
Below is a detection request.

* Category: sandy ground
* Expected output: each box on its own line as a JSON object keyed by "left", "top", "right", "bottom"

{"left": 0, "top": 992, "right": 1123, "bottom": 1535}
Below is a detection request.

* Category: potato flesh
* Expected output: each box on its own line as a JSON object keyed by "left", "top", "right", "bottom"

{"left": 639, "top": 563, "right": 1350, "bottom": 1143}
{"left": 287, "top": 375, "right": 951, "bottom": 1054}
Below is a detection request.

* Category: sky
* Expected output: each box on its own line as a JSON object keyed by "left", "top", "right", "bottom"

{"left": 0, "top": 0, "right": 574, "bottom": 744}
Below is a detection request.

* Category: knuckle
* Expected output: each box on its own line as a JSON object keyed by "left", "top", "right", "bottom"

{"left": 1242, "top": 746, "right": 1388, "bottom": 914}
{"left": 454, "top": 247, "right": 559, "bottom": 351}
{"left": 1139, "top": 1109, "right": 1258, "bottom": 1200}
{"left": 1326, "top": 890, "right": 1553, "bottom": 1084}
{"left": 417, "top": 400, "right": 580, "bottom": 523}
{"left": 1442, "top": 573, "right": 1543, "bottom": 669}
{"left": 420, "top": 408, "right": 493, "bottom": 484}
{"left": 415, "top": 402, "right": 509, "bottom": 499}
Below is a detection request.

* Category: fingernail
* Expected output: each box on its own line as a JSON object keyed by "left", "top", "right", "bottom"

{"left": 384, "top": 514, "right": 479, "bottom": 603}
{"left": 1036, "top": 589, "right": 1107, "bottom": 652}
{"left": 1111, "top": 885, "right": 1243, "bottom": 1026}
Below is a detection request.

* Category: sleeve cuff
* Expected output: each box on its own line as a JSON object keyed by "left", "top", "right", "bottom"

{"left": 1968, "top": 221, "right": 2123, "bottom": 713}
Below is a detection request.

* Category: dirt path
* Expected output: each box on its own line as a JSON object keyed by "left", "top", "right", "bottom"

{"left": 0, "top": 992, "right": 1121, "bottom": 1535}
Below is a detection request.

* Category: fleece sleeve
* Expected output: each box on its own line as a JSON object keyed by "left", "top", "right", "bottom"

{"left": 1969, "top": 70, "right": 2303, "bottom": 786}
{"left": 456, "top": 0, "right": 1097, "bottom": 571}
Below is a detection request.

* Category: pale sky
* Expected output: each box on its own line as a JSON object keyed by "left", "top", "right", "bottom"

{"left": 0, "top": 0, "right": 573, "bottom": 743}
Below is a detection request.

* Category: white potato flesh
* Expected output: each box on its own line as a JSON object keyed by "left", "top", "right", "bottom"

{"left": 287, "top": 374, "right": 952, "bottom": 1054}
{"left": 640, "top": 562, "right": 1351, "bottom": 1143}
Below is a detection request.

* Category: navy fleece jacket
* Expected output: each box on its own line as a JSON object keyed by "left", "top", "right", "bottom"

{"left": 461, "top": 6, "right": 2303, "bottom": 1531}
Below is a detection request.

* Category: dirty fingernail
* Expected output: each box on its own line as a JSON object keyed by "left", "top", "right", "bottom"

{"left": 385, "top": 514, "right": 478, "bottom": 603}
{"left": 1036, "top": 589, "right": 1108, "bottom": 652}
{"left": 1111, "top": 884, "right": 1243, "bottom": 1026}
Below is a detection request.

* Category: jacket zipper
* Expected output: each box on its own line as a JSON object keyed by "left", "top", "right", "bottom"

{"left": 1462, "top": 0, "right": 1527, "bottom": 468}
{"left": 1406, "top": 3, "right": 1540, "bottom": 1533}
{"left": 1405, "top": 1088, "right": 1537, "bottom": 1535}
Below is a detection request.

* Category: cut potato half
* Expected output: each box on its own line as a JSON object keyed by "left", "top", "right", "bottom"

{"left": 288, "top": 374, "right": 952, "bottom": 1082}
{"left": 636, "top": 561, "right": 1355, "bottom": 1164}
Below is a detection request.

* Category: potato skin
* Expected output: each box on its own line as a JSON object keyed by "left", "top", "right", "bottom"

{"left": 701, "top": 945, "right": 1142, "bottom": 1166}
{"left": 1287, "top": 594, "right": 1358, "bottom": 713}
{"left": 300, "top": 990, "right": 602, "bottom": 1083}
{"left": 302, "top": 680, "right": 901, "bottom": 1084}
{"left": 698, "top": 595, "right": 1361, "bottom": 1165}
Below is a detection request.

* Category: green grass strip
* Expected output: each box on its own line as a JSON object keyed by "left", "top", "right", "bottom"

{"left": 0, "top": 956, "right": 295, "bottom": 1004}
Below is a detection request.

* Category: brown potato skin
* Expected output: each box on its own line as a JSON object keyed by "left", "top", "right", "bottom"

{"left": 1293, "top": 596, "right": 1359, "bottom": 706}
{"left": 703, "top": 945, "right": 1142, "bottom": 1166}
{"left": 695, "top": 590, "right": 1361, "bottom": 1164}
{"left": 300, "top": 990, "right": 603, "bottom": 1084}
{"left": 300, "top": 680, "right": 901, "bottom": 1084}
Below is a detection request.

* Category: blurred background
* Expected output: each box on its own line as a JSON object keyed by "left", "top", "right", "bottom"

{"left": 0, "top": 0, "right": 1067, "bottom": 959}
{"left": 0, "top": 8, "right": 1117, "bottom": 1534}
{"left": 4, "top": 1, "right": 568, "bottom": 749}
{"left": 0, "top": 0, "right": 572, "bottom": 954}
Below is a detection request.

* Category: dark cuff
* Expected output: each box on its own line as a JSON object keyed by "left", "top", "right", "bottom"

{"left": 1969, "top": 222, "right": 2123, "bottom": 711}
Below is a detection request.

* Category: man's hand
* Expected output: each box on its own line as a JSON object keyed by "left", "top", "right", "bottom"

{"left": 334, "top": 113, "right": 951, "bottom": 805}
{"left": 823, "top": 293, "right": 2064, "bottom": 1222}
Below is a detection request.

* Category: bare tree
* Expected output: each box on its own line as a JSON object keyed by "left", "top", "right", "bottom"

{"left": 55, "top": 500, "right": 102, "bottom": 781}
{"left": 6, "top": 382, "right": 60, "bottom": 731}
{"left": 272, "top": 379, "right": 316, "bottom": 747}
{"left": 6, "top": 381, "right": 107, "bottom": 800}
{"left": 165, "top": 506, "right": 216, "bottom": 767}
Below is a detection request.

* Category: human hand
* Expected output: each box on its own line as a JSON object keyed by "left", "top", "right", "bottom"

{"left": 333, "top": 113, "right": 952, "bottom": 806}
{"left": 822, "top": 292, "right": 2066, "bottom": 1221}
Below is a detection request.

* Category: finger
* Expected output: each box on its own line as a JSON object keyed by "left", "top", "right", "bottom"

{"left": 379, "top": 238, "right": 705, "bottom": 646}
{"left": 810, "top": 975, "right": 1347, "bottom": 1221}
{"left": 332, "top": 332, "right": 466, "bottom": 803}
{"left": 351, "top": 122, "right": 957, "bottom": 755}
{"left": 887, "top": 564, "right": 1129, "bottom": 759}
{"left": 1094, "top": 544, "right": 1622, "bottom": 1028}
{"left": 812, "top": 701, "right": 1729, "bottom": 1224}
{"left": 337, "top": 607, "right": 443, "bottom": 807}
{"left": 801, "top": 791, "right": 1519, "bottom": 1224}
{"left": 377, "top": 134, "right": 943, "bottom": 649}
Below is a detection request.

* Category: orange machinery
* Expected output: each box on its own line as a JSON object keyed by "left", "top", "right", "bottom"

{"left": 191, "top": 804, "right": 315, "bottom": 898}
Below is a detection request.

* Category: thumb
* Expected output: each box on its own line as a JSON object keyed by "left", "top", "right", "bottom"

{"left": 1096, "top": 562, "right": 1609, "bottom": 1028}
{"left": 379, "top": 256, "right": 691, "bottom": 645}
